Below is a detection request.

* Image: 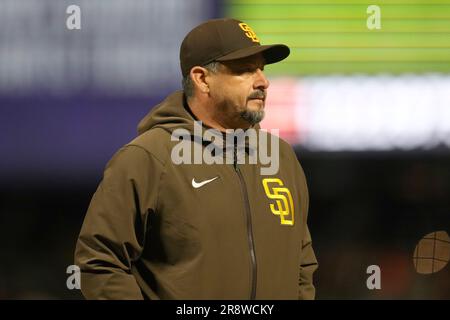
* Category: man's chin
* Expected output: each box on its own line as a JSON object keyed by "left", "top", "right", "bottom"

{"left": 240, "top": 109, "right": 265, "bottom": 126}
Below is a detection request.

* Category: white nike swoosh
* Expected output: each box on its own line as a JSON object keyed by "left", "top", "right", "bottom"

{"left": 192, "top": 176, "right": 219, "bottom": 189}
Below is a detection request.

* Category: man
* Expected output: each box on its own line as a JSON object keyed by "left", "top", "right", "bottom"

{"left": 75, "top": 18, "right": 318, "bottom": 300}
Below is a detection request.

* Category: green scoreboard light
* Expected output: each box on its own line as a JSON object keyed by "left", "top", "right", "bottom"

{"left": 226, "top": 0, "right": 450, "bottom": 75}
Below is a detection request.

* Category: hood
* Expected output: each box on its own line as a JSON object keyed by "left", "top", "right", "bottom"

{"left": 137, "top": 90, "right": 261, "bottom": 137}
{"left": 137, "top": 91, "right": 194, "bottom": 136}
{"left": 137, "top": 91, "right": 272, "bottom": 169}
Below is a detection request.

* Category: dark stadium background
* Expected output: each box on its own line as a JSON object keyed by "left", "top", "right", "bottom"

{"left": 0, "top": 0, "right": 449, "bottom": 299}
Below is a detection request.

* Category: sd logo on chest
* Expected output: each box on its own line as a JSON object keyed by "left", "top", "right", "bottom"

{"left": 262, "top": 178, "right": 295, "bottom": 226}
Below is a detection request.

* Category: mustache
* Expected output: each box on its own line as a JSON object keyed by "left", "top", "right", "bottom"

{"left": 248, "top": 90, "right": 266, "bottom": 100}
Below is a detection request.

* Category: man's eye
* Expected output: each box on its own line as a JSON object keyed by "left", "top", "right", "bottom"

{"left": 242, "top": 66, "right": 259, "bottom": 73}
{"left": 230, "top": 65, "right": 263, "bottom": 74}
{"left": 231, "top": 67, "right": 251, "bottom": 74}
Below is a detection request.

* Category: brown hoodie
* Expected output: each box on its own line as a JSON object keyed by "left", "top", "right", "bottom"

{"left": 74, "top": 91, "right": 318, "bottom": 300}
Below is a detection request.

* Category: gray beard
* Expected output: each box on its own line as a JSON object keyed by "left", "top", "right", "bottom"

{"left": 240, "top": 109, "right": 265, "bottom": 126}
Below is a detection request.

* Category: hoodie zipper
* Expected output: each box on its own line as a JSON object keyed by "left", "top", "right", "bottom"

{"left": 233, "top": 145, "right": 257, "bottom": 300}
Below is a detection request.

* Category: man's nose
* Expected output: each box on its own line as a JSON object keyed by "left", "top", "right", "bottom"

{"left": 254, "top": 68, "right": 270, "bottom": 90}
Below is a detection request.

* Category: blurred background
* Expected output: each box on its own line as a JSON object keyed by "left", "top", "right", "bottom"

{"left": 0, "top": 0, "right": 449, "bottom": 299}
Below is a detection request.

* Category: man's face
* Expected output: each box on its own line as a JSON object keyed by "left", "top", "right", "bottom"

{"left": 207, "top": 53, "right": 269, "bottom": 127}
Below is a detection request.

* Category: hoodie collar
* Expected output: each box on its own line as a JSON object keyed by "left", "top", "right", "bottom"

{"left": 137, "top": 90, "right": 260, "bottom": 138}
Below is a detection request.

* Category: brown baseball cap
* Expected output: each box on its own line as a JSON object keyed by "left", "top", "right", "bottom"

{"left": 180, "top": 18, "right": 290, "bottom": 77}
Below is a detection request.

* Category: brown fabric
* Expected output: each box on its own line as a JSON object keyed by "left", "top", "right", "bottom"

{"left": 75, "top": 91, "right": 318, "bottom": 299}
{"left": 180, "top": 18, "right": 290, "bottom": 77}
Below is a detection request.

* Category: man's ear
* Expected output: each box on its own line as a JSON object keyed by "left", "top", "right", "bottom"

{"left": 190, "top": 66, "right": 210, "bottom": 94}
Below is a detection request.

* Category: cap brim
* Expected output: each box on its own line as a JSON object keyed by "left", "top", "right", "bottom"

{"left": 215, "top": 44, "right": 290, "bottom": 65}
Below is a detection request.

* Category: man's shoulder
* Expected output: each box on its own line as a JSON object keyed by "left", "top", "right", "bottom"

{"left": 125, "top": 127, "right": 172, "bottom": 165}
{"left": 261, "top": 129, "right": 297, "bottom": 158}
